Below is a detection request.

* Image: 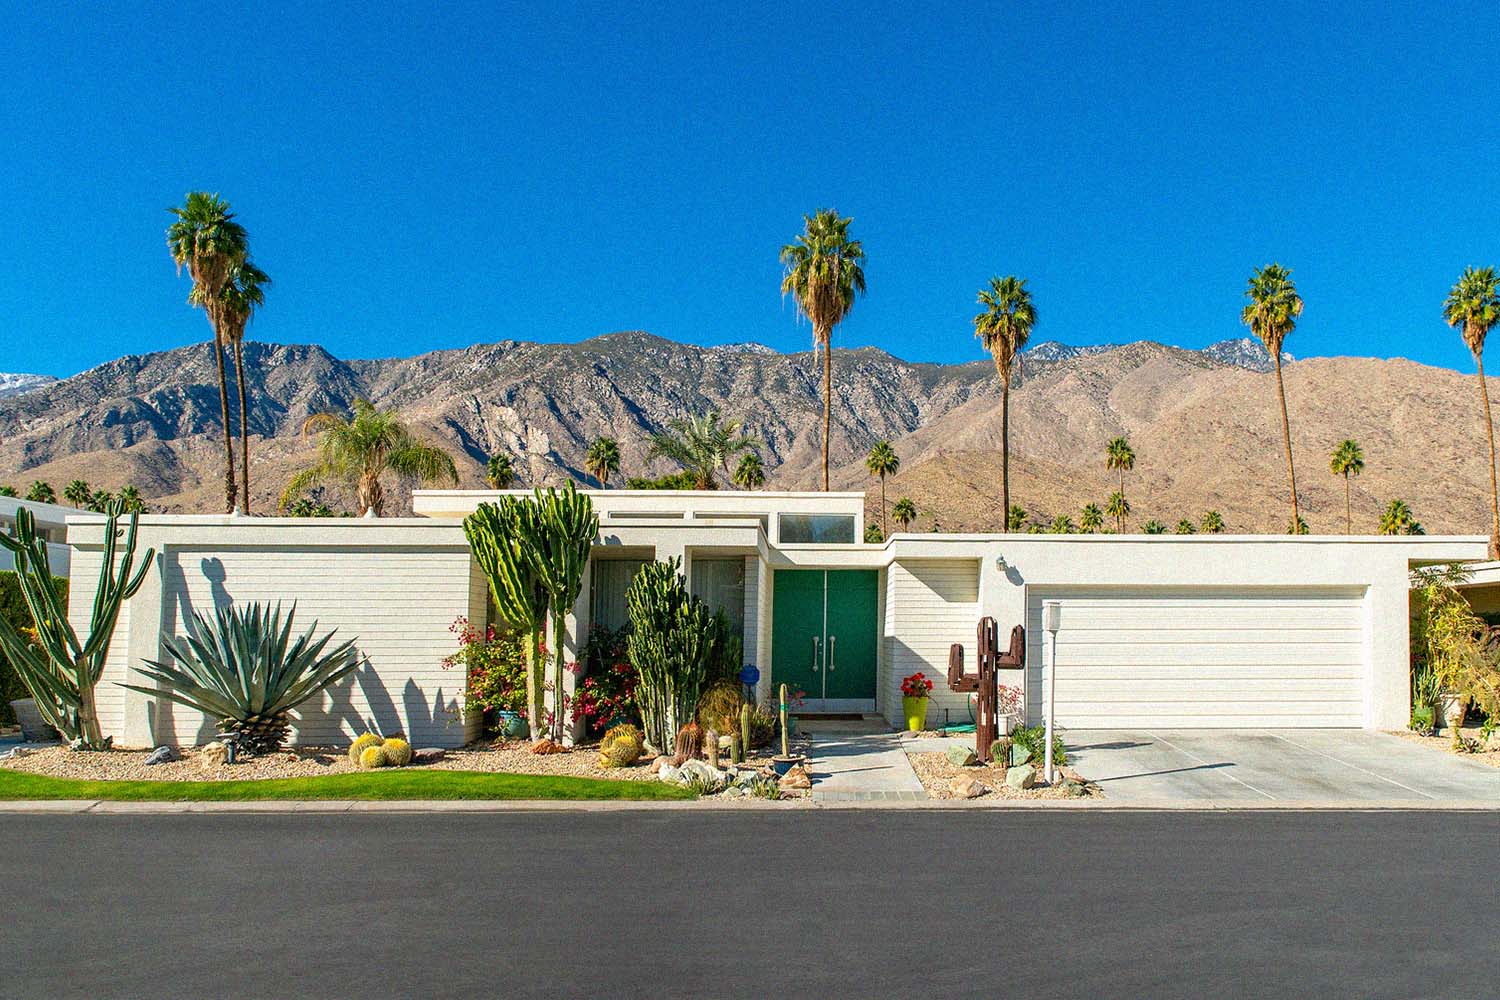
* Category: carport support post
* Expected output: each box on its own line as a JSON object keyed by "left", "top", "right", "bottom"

{"left": 1042, "top": 600, "right": 1060, "bottom": 784}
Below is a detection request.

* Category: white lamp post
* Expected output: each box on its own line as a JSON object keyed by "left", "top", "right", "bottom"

{"left": 1042, "top": 600, "right": 1061, "bottom": 784}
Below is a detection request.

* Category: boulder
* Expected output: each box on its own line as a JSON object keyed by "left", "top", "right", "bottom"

{"left": 143, "top": 746, "right": 176, "bottom": 766}
{"left": 647, "top": 755, "right": 667, "bottom": 774}
{"left": 1006, "top": 763, "right": 1037, "bottom": 790}
{"left": 945, "top": 745, "right": 979, "bottom": 767}
{"left": 1010, "top": 743, "right": 1033, "bottom": 767}
{"left": 657, "top": 764, "right": 682, "bottom": 784}
{"left": 778, "top": 765, "right": 812, "bottom": 790}
{"left": 949, "top": 776, "right": 986, "bottom": 799}
{"left": 1064, "top": 780, "right": 1089, "bottom": 798}
{"left": 679, "top": 758, "right": 728, "bottom": 791}
{"left": 198, "top": 742, "right": 229, "bottom": 770}
{"left": 411, "top": 748, "right": 446, "bottom": 765}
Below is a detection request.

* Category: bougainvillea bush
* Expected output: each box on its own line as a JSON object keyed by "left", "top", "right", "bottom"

{"left": 570, "top": 625, "right": 639, "bottom": 734}
{"left": 442, "top": 616, "right": 528, "bottom": 729}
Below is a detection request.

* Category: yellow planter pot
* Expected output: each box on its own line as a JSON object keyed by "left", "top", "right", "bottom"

{"left": 902, "top": 696, "right": 929, "bottom": 733}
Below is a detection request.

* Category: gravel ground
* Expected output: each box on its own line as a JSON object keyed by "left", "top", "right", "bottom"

{"left": 1390, "top": 728, "right": 1500, "bottom": 768}
{"left": 907, "top": 752, "right": 1100, "bottom": 800}
{"left": 0, "top": 738, "right": 786, "bottom": 784}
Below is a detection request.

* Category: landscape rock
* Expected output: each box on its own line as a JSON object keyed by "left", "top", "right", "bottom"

{"left": 778, "top": 765, "right": 812, "bottom": 790}
{"left": 657, "top": 764, "right": 681, "bottom": 784}
{"left": 1010, "top": 744, "right": 1032, "bottom": 767}
{"left": 411, "top": 748, "right": 446, "bottom": 765}
{"left": 949, "top": 776, "right": 987, "bottom": 799}
{"left": 1064, "top": 780, "right": 1089, "bottom": 798}
{"left": 678, "top": 758, "right": 728, "bottom": 790}
{"left": 647, "top": 755, "right": 666, "bottom": 774}
{"left": 198, "top": 742, "right": 229, "bottom": 770}
{"left": 945, "top": 745, "right": 979, "bottom": 767}
{"left": 4, "top": 746, "right": 31, "bottom": 760}
{"left": 143, "top": 746, "right": 176, "bottom": 765}
{"left": 1006, "top": 763, "right": 1037, "bottom": 790}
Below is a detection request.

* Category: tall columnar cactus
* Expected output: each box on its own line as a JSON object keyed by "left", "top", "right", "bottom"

{"left": 528, "top": 484, "right": 598, "bottom": 741}
{"left": 627, "top": 558, "right": 723, "bottom": 752}
{"left": 740, "top": 702, "right": 752, "bottom": 755}
{"left": 0, "top": 502, "right": 154, "bottom": 749}
{"left": 464, "top": 497, "right": 550, "bottom": 739}
{"left": 780, "top": 683, "right": 790, "bottom": 758}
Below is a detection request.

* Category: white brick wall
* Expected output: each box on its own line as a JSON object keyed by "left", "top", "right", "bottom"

{"left": 881, "top": 559, "right": 981, "bottom": 729}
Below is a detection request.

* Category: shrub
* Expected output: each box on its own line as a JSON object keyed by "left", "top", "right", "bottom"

{"left": 382, "top": 737, "right": 412, "bottom": 767}
{"left": 571, "top": 625, "right": 638, "bottom": 733}
{"left": 358, "top": 744, "right": 389, "bottom": 769}
{"left": 1010, "top": 723, "right": 1067, "bottom": 766}
{"left": 748, "top": 705, "right": 778, "bottom": 748}
{"left": 349, "top": 732, "right": 382, "bottom": 765}
{"left": 697, "top": 678, "right": 745, "bottom": 731}
{"left": 0, "top": 572, "right": 69, "bottom": 726}
{"left": 442, "top": 616, "right": 528, "bottom": 727}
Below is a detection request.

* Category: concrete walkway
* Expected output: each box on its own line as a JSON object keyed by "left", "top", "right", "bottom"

{"left": 803, "top": 730, "right": 927, "bottom": 802}
{"left": 1068, "top": 729, "right": 1500, "bottom": 803}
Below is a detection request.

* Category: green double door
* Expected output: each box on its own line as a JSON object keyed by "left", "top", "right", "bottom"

{"left": 771, "top": 570, "right": 879, "bottom": 712}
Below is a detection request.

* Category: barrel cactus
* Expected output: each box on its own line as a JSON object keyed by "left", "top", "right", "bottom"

{"left": 348, "top": 732, "right": 382, "bottom": 765}
{"left": 597, "top": 723, "right": 645, "bottom": 768}
{"left": 358, "top": 744, "right": 389, "bottom": 769}
{"left": 382, "top": 737, "right": 412, "bottom": 767}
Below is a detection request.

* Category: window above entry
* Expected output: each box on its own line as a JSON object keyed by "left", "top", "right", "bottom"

{"left": 778, "top": 513, "right": 857, "bottom": 544}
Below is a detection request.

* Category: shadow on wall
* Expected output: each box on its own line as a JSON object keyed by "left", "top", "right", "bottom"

{"left": 145, "top": 555, "right": 463, "bottom": 748}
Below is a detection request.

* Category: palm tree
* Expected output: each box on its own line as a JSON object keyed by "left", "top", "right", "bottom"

{"left": 780, "top": 209, "right": 867, "bottom": 491}
{"left": 1143, "top": 520, "right": 1167, "bottom": 534}
{"left": 585, "top": 437, "right": 621, "bottom": 488}
{"left": 116, "top": 485, "right": 146, "bottom": 514}
{"left": 1174, "top": 519, "right": 1196, "bottom": 534}
{"left": 485, "top": 453, "right": 515, "bottom": 490}
{"left": 280, "top": 399, "right": 459, "bottom": 516}
{"left": 1201, "top": 510, "right": 1226, "bottom": 533}
{"left": 1106, "top": 490, "right": 1131, "bottom": 532}
{"left": 1242, "top": 263, "right": 1305, "bottom": 528}
{"left": 1049, "top": 514, "right": 1075, "bottom": 534}
{"left": 865, "top": 440, "right": 900, "bottom": 535}
{"left": 1007, "top": 504, "right": 1028, "bottom": 531}
{"left": 1329, "top": 439, "right": 1364, "bottom": 534}
{"left": 973, "top": 276, "right": 1037, "bottom": 521}
{"left": 733, "top": 452, "right": 766, "bottom": 490}
{"left": 0, "top": 486, "right": 15, "bottom": 497}
{"left": 63, "top": 479, "right": 91, "bottom": 507}
{"left": 1288, "top": 515, "right": 1310, "bottom": 535}
{"left": 25, "top": 481, "right": 55, "bottom": 504}
{"left": 1444, "top": 266, "right": 1500, "bottom": 555}
{"left": 892, "top": 497, "right": 917, "bottom": 531}
{"left": 87, "top": 489, "right": 113, "bottom": 513}
{"left": 167, "top": 192, "right": 249, "bottom": 513}
{"left": 217, "top": 260, "right": 269, "bottom": 514}
{"left": 1106, "top": 437, "right": 1135, "bottom": 525}
{"left": 1080, "top": 503, "right": 1104, "bottom": 533}
{"left": 1379, "top": 499, "right": 1424, "bottom": 536}
{"left": 646, "top": 411, "right": 758, "bottom": 490}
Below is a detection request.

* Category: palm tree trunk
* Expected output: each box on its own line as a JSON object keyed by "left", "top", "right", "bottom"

{"left": 880, "top": 474, "right": 887, "bottom": 537}
{"left": 821, "top": 332, "right": 832, "bottom": 492}
{"left": 1273, "top": 355, "right": 1299, "bottom": 528}
{"left": 359, "top": 473, "right": 384, "bottom": 516}
{"left": 1344, "top": 471, "right": 1352, "bottom": 534}
{"left": 1477, "top": 352, "right": 1500, "bottom": 558}
{"left": 211, "top": 331, "right": 238, "bottom": 513}
{"left": 1001, "top": 380, "right": 1011, "bottom": 528}
{"left": 233, "top": 338, "right": 251, "bottom": 515}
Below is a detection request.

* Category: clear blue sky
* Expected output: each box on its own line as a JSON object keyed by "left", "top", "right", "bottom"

{"left": 4, "top": 3, "right": 1500, "bottom": 378}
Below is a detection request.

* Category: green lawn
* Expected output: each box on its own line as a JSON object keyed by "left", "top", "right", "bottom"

{"left": 0, "top": 768, "right": 696, "bottom": 802}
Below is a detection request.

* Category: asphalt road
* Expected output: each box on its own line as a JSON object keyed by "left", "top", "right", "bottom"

{"left": 3, "top": 809, "right": 1497, "bottom": 998}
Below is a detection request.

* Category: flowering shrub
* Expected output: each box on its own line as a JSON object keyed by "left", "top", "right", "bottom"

{"left": 569, "top": 625, "right": 639, "bottom": 734}
{"left": 441, "top": 616, "right": 528, "bottom": 725}
{"left": 900, "top": 671, "right": 934, "bottom": 699}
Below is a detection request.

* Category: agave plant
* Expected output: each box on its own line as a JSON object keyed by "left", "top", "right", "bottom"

{"left": 125, "top": 602, "right": 359, "bottom": 754}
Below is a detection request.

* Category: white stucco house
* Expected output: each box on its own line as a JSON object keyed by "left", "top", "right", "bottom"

{"left": 1, "top": 496, "right": 76, "bottom": 577}
{"left": 62, "top": 489, "right": 1486, "bottom": 748}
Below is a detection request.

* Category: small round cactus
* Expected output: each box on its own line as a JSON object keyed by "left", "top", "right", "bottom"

{"left": 382, "top": 737, "right": 412, "bottom": 767}
{"left": 349, "top": 732, "right": 382, "bottom": 765}
{"left": 358, "top": 744, "right": 389, "bottom": 769}
{"left": 597, "top": 723, "right": 645, "bottom": 768}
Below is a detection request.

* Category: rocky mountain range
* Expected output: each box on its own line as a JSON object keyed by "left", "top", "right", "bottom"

{"left": 0, "top": 332, "right": 1489, "bottom": 536}
{"left": 0, "top": 373, "right": 57, "bottom": 399}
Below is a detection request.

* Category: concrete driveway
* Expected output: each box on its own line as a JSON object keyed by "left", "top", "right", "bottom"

{"left": 1067, "top": 729, "right": 1500, "bottom": 805}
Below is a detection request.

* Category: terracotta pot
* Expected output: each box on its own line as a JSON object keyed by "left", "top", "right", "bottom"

{"left": 1439, "top": 693, "right": 1469, "bottom": 735}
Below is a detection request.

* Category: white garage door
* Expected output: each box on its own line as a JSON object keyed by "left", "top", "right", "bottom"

{"left": 1025, "top": 588, "right": 1366, "bottom": 728}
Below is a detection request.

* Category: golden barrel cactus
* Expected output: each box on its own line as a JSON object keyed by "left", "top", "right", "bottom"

{"left": 349, "top": 732, "right": 382, "bottom": 765}
{"left": 382, "top": 737, "right": 412, "bottom": 767}
{"left": 358, "top": 744, "right": 389, "bottom": 769}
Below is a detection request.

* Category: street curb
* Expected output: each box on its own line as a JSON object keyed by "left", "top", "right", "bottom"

{"left": 1, "top": 797, "right": 1497, "bottom": 814}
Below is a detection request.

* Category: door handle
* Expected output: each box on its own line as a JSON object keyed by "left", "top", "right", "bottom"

{"left": 828, "top": 634, "right": 835, "bottom": 671}
{"left": 811, "top": 636, "right": 821, "bottom": 672}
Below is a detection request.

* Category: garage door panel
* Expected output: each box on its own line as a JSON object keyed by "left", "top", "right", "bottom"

{"left": 1025, "top": 587, "right": 1366, "bottom": 729}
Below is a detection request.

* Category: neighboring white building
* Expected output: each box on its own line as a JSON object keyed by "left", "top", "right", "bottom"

{"left": 1, "top": 496, "right": 77, "bottom": 577}
{"left": 64, "top": 490, "right": 1487, "bottom": 748}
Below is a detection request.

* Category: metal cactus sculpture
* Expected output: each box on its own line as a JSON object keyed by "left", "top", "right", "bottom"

{"left": 947, "top": 617, "right": 1025, "bottom": 763}
{"left": 0, "top": 502, "right": 154, "bottom": 749}
{"left": 626, "top": 557, "right": 722, "bottom": 752}
{"left": 464, "top": 497, "right": 549, "bottom": 738}
{"left": 528, "top": 483, "right": 598, "bottom": 741}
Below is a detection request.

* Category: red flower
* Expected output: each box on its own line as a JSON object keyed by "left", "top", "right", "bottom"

{"left": 901, "top": 671, "right": 933, "bottom": 698}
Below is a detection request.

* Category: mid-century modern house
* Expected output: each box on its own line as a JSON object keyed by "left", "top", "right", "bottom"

{"left": 64, "top": 489, "right": 1487, "bottom": 748}
{"left": 1, "top": 496, "right": 75, "bottom": 577}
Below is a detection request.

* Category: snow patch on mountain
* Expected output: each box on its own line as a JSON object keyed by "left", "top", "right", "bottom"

{"left": 0, "top": 373, "right": 57, "bottom": 399}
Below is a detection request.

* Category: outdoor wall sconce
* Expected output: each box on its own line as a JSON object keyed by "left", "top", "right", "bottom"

{"left": 994, "top": 554, "right": 1008, "bottom": 572}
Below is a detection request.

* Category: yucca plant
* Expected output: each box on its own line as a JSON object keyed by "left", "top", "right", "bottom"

{"left": 125, "top": 602, "right": 359, "bottom": 755}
